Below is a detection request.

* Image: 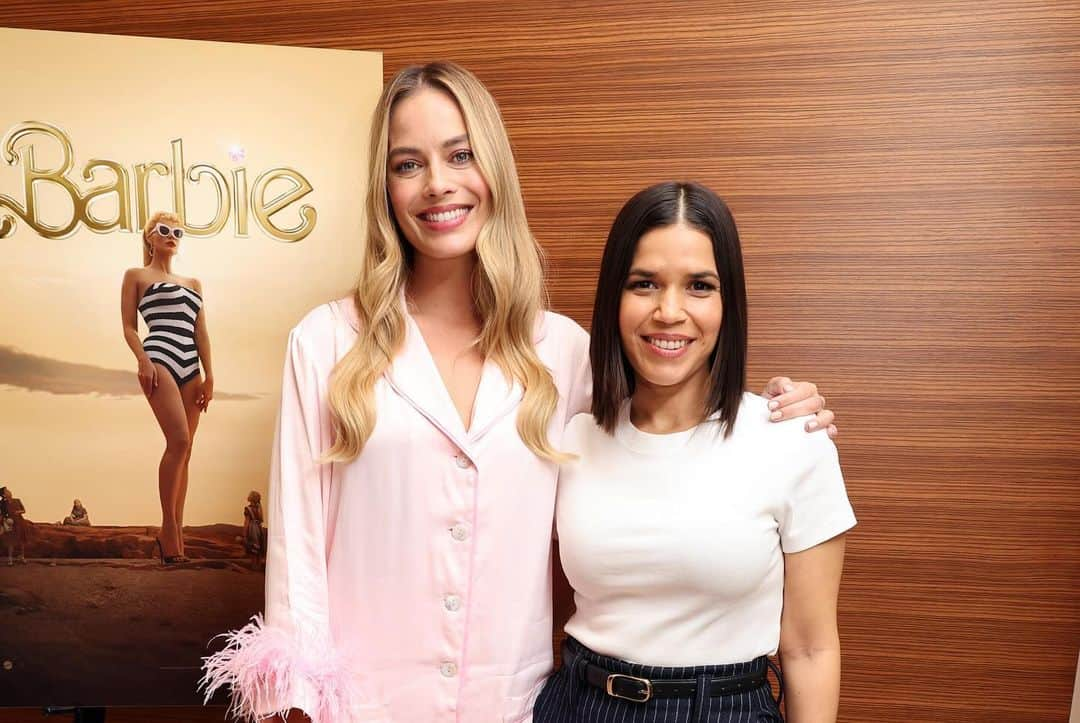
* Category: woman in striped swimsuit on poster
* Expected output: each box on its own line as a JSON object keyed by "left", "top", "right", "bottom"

{"left": 121, "top": 211, "right": 215, "bottom": 564}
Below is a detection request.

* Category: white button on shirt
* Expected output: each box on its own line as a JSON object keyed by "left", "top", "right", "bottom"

{"left": 450, "top": 524, "right": 469, "bottom": 542}
{"left": 444, "top": 594, "right": 462, "bottom": 612}
{"left": 454, "top": 453, "right": 471, "bottom": 469}
{"left": 440, "top": 662, "right": 458, "bottom": 678}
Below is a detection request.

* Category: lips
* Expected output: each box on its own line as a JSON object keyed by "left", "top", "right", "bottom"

{"left": 643, "top": 335, "right": 694, "bottom": 358}
{"left": 417, "top": 204, "right": 472, "bottom": 231}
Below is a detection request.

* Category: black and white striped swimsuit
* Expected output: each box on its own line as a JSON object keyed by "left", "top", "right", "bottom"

{"left": 138, "top": 281, "right": 203, "bottom": 387}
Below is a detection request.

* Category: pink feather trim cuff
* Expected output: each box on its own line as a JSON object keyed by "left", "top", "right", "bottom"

{"left": 200, "top": 614, "right": 359, "bottom": 723}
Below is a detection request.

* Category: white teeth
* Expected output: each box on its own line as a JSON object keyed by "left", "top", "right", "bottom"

{"left": 422, "top": 207, "right": 469, "bottom": 223}
{"left": 649, "top": 337, "right": 689, "bottom": 350}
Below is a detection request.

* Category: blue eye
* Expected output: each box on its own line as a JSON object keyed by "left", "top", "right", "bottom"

{"left": 393, "top": 159, "right": 420, "bottom": 173}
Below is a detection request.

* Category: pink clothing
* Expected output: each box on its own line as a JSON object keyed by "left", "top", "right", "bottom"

{"left": 202, "top": 297, "right": 591, "bottom": 722}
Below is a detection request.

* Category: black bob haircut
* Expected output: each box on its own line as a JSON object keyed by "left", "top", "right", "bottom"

{"left": 589, "top": 181, "right": 748, "bottom": 437}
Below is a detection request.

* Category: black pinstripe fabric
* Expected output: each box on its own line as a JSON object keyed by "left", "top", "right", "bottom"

{"left": 534, "top": 637, "right": 783, "bottom": 723}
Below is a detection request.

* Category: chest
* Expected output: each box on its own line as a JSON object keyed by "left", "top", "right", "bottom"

{"left": 556, "top": 444, "right": 783, "bottom": 601}
{"left": 412, "top": 317, "right": 485, "bottom": 430}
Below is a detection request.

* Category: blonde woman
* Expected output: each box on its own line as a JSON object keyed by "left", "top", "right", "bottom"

{"left": 121, "top": 212, "right": 214, "bottom": 564}
{"left": 201, "top": 63, "right": 833, "bottom": 723}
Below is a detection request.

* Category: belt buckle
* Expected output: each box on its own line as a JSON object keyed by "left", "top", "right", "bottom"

{"left": 606, "top": 673, "right": 653, "bottom": 703}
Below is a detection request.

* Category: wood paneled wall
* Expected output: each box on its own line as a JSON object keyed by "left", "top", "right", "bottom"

{"left": 3, "top": 1, "right": 1078, "bottom": 721}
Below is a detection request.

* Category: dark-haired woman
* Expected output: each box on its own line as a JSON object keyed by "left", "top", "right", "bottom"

{"left": 536, "top": 182, "right": 855, "bottom": 723}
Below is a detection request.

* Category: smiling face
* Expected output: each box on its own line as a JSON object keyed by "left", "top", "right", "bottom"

{"left": 386, "top": 87, "right": 491, "bottom": 265}
{"left": 618, "top": 222, "right": 724, "bottom": 400}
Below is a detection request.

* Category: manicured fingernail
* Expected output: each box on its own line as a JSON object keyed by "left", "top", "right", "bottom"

{"left": 768, "top": 400, "right": 779, "bottom": 410}
{"left": 769, "top": 411, "right": 782, "bottom": 421}
{"left": 783, "top": 384, "right": 793, "bottom": 392}
{"left": 806, "top": 421, "right": 819, "bottom": 430}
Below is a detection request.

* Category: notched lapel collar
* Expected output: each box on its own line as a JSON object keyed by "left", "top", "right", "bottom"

{"left": 467, "top": 360, "right": 523, "bottom": 443}
{"left": 340, "top": 298, "right": 550, "bottom": 451}
{"left": 385, "top": 314, "right": 471, "bottom": 448}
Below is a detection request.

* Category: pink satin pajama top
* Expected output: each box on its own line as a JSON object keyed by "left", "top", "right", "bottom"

{"left": 202, "top": 297, "right": 591, "bottom": 723}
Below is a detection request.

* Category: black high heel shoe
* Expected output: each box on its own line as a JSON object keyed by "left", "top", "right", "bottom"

{"left": 154, "top": 537, "right": 186, "bottom": 565}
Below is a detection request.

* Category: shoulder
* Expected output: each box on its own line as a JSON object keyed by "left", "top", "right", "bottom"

{"left": 122, "top": 267, "right": 147, "bottom": 285}
{"left": 288, "top": 296, "right": 357, "bottom": 349}
{"left": 291, "top": 299, "right": 348, "bottom": 339}
{"left": 537, "top": 310, "right": 587, "bottom": 342}
{"left": 565, "top": 410, "right": 601, "bottom": 437}
{"left": 536, "top": 310, "right": 589, "bottom": 357}
{"left": 185, "top": 276, "right": 204, "bottom": 295}
{"left": 561, "top": 411, "right": 607, "bottom": 455}
{"left": 734, "top": 392, "right": 838, "bottom": 464}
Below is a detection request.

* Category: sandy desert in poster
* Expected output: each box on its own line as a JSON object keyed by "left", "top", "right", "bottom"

{"left": 0, "top": 522, "right": 262, "bottom": 705}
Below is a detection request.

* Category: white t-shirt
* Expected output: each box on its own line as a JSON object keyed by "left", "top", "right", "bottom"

{"left": 556, "top": 392, "right": 856, "bottom": 666}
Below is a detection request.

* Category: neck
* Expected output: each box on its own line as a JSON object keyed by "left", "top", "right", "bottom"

{"left": 148, "top": 256, "right": 172, "bottom": 274}
{"left": 629, "top": 372, "right": 711, "bottom": 434}
{"left": 407, "top": 252, "right": 479, "bottom": 322}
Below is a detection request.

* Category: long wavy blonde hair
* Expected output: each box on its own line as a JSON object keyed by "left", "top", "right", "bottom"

{"left": 325, "top": 62, "right": 564, "bottom": 463}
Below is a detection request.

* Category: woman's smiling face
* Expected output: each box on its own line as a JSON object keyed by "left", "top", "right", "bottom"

{"left": 386, "top": 87, "right": 492, "bottom": 263}
{"left": 618, "top": 223, "right": 724, "bottom": 397}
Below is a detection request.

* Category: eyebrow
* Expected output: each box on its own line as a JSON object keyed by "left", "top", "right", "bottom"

{"left": 388, "top": 134, "right": 470, "bottom": 158}
{"left": 627, "top": 268, "right": 721, "bottom": 282}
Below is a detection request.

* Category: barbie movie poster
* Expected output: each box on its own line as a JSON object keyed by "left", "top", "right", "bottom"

{"left": 0, "top": 27, "right": 381, "bottom": 705}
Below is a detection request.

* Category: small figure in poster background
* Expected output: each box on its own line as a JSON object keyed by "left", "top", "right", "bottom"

{"left": 62, "top": 498, "right": 91, "bottom": 527}
{"left": 243, "top": 491, "right": 266, "bottom": 570}
{"left": 1, "top": 485, "right": 30, "bottom": 565}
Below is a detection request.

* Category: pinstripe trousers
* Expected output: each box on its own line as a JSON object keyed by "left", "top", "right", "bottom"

{"left": 533, "top": 637, "right": 784, "bottom": 723}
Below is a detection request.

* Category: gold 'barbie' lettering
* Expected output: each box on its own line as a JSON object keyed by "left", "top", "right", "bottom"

{"left": 0, "top": 121, "right": 317, "bottom": 242}
{"left": 251, "top": 168, "right": 316, "bottom": 243}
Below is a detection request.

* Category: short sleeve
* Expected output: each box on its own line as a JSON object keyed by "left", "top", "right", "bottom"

{"left": 777, "top": 434, "right": 857, "bottom": 554}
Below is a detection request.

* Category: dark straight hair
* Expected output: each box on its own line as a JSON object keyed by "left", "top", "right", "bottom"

{"left": 590, "top": 181, "right": 748, "bottom": 436}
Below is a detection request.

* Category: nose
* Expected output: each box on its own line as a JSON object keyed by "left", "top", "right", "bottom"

{"left": 424, "top": 163, "right": 455, "bottom": 198}
{"left": 652, "top": 287, "right": 687, "bottom": 324}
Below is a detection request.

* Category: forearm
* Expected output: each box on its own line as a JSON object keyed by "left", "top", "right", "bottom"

{"left": 779, "top": 645, "right": 841, "bottom": 723}
{"left": 196, "top": 328, "right": 214, "bottom": 379}
{"left": 123, "top": 328, "right": 151, "bottom": 364}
